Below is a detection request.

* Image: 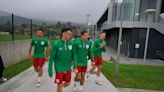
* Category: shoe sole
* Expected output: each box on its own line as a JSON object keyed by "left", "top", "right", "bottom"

{"left": 95, "top": 81, "right": 103, "bottom": 85}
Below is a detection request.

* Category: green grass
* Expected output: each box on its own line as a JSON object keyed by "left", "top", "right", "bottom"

{"left": 102, "top": 61, "right": 164, "bottom": 90}
{"left": 0, "top": 59, "right": 32, "bottom": 84}
{"left": 0, "top": 34, "right": 30, "bottom": 42}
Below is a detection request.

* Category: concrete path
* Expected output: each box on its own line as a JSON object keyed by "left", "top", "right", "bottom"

{"left": 0, "top": 63, "right": 119, "bottom": 92}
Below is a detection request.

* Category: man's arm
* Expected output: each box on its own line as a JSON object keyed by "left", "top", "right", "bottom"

{"left": 48, "top": 44, "right": 56, "bottom": 78}
{"left": 93, "top": 41, "right": 102, "bottom": 52}
{"left": 72, "top": 42, "right": 77, "bottom": 69}
{"left": 102, "top": 41, "right": 106, "bottom": 52}
{"left": 45, "top": 40, "right": 50, "bottom": 61}
{"left": 29, "top": 39, "right": 34, "bottom": 61}
{"left": 88, "top": 42, "right": 94, "bottom": 62}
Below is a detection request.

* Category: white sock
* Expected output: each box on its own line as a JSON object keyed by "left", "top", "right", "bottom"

{"left": 79, "top": 85, "right": 83, "bottom": 90}
{"left": 96, "top": 76, "right": 100, "bottom": 81}
{"left": 37, "top": 76, "right": 41, "bottom": 82}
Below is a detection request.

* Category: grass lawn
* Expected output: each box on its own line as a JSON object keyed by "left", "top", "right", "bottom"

{"left": 0, "top": 59, "right": 32, "bottom": 84}
{"left": 102, "top": 61, "right": 164, "bottom": 90}
{"left": 0, "top": 34, "right": 30, "bottom": 42}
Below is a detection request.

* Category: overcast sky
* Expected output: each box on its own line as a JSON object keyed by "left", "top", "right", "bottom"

{"left": 0, "top": 0, "right": 110, "bottom": 24}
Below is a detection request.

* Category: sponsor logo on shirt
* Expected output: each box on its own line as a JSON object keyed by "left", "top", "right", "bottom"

{"left": 41, "top": 41, "right": 45, "bottom": 45}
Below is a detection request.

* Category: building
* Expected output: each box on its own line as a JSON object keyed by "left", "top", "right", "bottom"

{"left": 96, "top": 0, "right": 164, "bottom": 60}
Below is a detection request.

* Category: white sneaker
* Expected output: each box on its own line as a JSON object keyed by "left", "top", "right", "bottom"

{"left": 95, "top": 80, "right": 103, "bottom": 85}
{"left": 36, "top": 82, "right": 41, "bottom": 87}
{"left": 79, "top": 86, "right": 83, "bottom": 92}
{"left": 0, "top": 77, "right": 7, "bottom": 82}
{"left": 73, "top": 83, "right": 76, "bottom": 91}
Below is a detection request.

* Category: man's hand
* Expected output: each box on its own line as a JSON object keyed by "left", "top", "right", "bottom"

{"left": 73, "top": 69, "right": 78, "bottom": 73}
{"left": 100, "top": 43, "right": 105, "bottom": 48}
{"left": 48, "top": 71, "right": 53, "bottom": 78}
{"left": 91, "top": 62, "right": 95, "bottom": 66}
{"left": 28, "top": 55, "right": 33, "bottom": 62}
{"left": 45, "top": 57, "right": 48, "bottom": 62}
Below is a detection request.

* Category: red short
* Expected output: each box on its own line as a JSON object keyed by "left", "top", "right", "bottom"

{"left": 33, "top": 58, "right": 45, "bottom": 68}
{"left": 74, "top": 66, "right": 87, "bottom": 80}
{"left": 55, "top": 70, "right": 72, "bottom": 85}
{"left": 76, "top": 66, "right": 87, "bottom": 73}
{"left": 94, "top": 56, "right": 102, "bottom": 65}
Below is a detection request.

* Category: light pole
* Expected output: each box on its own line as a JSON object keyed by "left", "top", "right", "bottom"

{"left": 86, "top": 14, "right": 91, "bottom": 33}
{"left": 116, "top": 0, "right": 124, "bottom": 74}
{"left": 143, "top": 9, "right": 156, "bottom": 63}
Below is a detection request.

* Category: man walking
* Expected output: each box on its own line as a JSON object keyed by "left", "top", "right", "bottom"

{"left": 90, "top": 31, "right": 106, "bottom": 85}
{"left": 48, "top": 28, "right": 74, "bottom": 92}
{"left": 28, "top": 29, "right": 50, "bottom": 87}
{"left": 73, "top": 31, "right": 93, "bottom": 92}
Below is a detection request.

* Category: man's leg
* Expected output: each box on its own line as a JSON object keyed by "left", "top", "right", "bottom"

{"left": 0, "top": 62, "right": 4, "bottom": 78}
{"left": 89, "top": 56, "right": 97, "bottom": 73}
{"left": 79, "top": 66, "right": 87, "bottom": 91}
{"left": 33, "top": 59, "right": 39, "bottom": 73}
{"left": 89, "top": 65, "right": 96, "bottom": 73}
{"left": 36, "top": 58, "right": 45, "bottom": 87}
{"left": 97, "top": 65, "right": 102, "bottom": 77}
{"left": 74, "top": 72, "right": 81, "bottom": 91}
{"left": 80, "top": 72, "right": 85, "bottom": 86}
{"left": 63, "top": 70, "right": 71, "bottom": 87}
{"left": 95, "top": 57, "right": 103, "bottom": 85}
{"left": 55, "top": 72, "right": 63, "bottom": 92}
{"left": 57, "top": 84, "right": 63, "bottom": 92}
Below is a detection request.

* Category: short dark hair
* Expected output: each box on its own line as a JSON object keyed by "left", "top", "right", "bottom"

{"left": 61, "top": 27, "right": 72, "bottom": 33}
{"left": 37, "top": 28, "right": 43, "bottom": 32}
{"left": 56, "top": 33, "right": 60, "bottom": 36}
{"left": 81, "top": 31, "right": 88, "bottom": 36}
{"left": 100, "top": 31, "right": 106, "bottom": 34}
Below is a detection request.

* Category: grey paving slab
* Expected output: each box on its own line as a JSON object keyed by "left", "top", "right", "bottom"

{"left": 0, "top": 63, "right": 119, "bottom": 92}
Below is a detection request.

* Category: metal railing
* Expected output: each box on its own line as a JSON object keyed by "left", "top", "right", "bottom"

{"left": 156, "top": 51, "right": 164, "bottom": 59}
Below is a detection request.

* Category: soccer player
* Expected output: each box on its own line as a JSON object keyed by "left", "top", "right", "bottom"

{"left": 48, "top": 28, "right": 74, "bottom": 92}
{"left": 90, "top": 31, "right": 106, "bottom": 85}
{"left": 52, "top": 33, "right": 61, "bottom": 47}
{"left": 28, "top": 29, "right": 50, "bottom": 87}
{"left": 73, "top": 31, "right": 93, "bottom": 91}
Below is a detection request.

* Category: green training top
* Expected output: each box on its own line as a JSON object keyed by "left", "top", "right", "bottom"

{"left": 31, "top": 37, "right": 49, "bottom": 58}
{"left": 73, "top": 38, "right": 93, "bottom": 68}
{"left": 93, "top": 39, "right": 106, "bottom": 57}
{"left": 48, "top": 39, "right": 75, "bottom": 73}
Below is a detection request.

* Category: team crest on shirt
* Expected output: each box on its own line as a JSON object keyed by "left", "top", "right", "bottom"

{"left": 86, "top": 45, "right": 89, "bottom": 49}
{"left": 59, "top": 48, "right": 62, "bottom": 50}
{"left": 68, "top": 45, "right": 72, "bottom": 50}
{"left": 79, "top": 45, "right": 82, "bottom": 48}
{"left": 41, "top": 41, "right": 45, "bottom": 45}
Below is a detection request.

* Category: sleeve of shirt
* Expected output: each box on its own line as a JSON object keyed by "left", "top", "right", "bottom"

{"left": 102, "top": 41, "right": 106, "bottom": 52}
{"left": 45, "top": 39, "right": 49, "bottom": 47}
{"left": 30, "top": 39, "right": 34, "bottom": 46}
{"left": 89, "top": 42, "right": 94, "bottom": 62}
{"left": 93, "top": 40, "right": 101, "bottom": 52}
{"left": 48, "top": 44, "right": 57, "bottom": 73}
{"left": 73, "top": 42, "right": 77, "bottom": 69}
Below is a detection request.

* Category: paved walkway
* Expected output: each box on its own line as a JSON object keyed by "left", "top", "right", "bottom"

{"left": 0, "top": 63, "right": 118, "bottom": 92}
{"left": 102, "top": 47, "right": 164, "bottom": 66}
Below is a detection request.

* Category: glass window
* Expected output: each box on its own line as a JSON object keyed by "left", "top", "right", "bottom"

{"left": 139, "top": 0, "right": 157, "bottom": 22}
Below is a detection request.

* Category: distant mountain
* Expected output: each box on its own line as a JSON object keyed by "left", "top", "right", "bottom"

{"left": 0, "top": 10, "right": 92, "bottom": 29}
